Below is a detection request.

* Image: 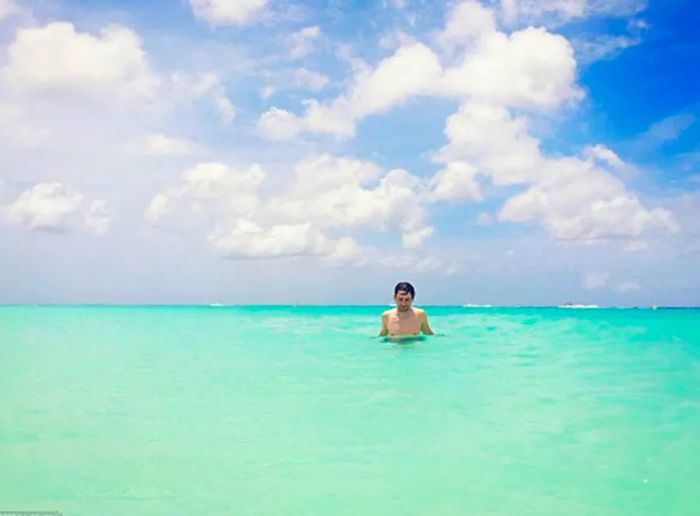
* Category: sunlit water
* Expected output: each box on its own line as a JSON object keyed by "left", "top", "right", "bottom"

{"left": 1, "top": 305, "right": 699, "bottom": 515}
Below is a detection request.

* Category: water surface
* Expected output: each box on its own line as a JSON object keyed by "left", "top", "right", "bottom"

{"left": 1, "top": 306, "right": 699, "bottom": 515}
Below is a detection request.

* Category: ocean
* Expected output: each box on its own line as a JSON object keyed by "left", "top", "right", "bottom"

{"left": 1, "top": 305, "right": 699, "bottom": 515}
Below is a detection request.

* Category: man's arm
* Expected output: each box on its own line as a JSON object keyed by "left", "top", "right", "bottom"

{"left": 420, "top": 311, "right": 434, "bottom": 335}
{"left": 378, "top": 312, "right": 389, "bottom": 336}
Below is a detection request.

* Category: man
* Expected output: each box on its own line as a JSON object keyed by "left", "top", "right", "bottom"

{"left": 379, "top": 281, "right": 434, "bottom": 336}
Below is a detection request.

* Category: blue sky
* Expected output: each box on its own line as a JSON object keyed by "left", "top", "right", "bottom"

{"left": 0, "top": 0, "right": 698, "bottom": 305}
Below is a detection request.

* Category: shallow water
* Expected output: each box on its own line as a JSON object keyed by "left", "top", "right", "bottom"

{"left": 1, "top": 305, "right": 699, "bottom": 515}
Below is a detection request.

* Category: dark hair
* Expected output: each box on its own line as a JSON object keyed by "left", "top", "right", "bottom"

{"left": 394, "top": 281, "right": 415, "bottom": 298}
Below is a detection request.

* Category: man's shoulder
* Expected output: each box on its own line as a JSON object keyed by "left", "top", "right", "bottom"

{"left": 413, "top": 307, "right": 428, "bottom": 318}
{"left": 381, "top": 308, "right": 395, "bottom": 317}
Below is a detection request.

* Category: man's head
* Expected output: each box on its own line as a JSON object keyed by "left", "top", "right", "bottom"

{"left": 393, "top": 281, "right": 415, "bottom": 312}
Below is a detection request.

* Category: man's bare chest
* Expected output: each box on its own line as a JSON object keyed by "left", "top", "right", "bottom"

{"left": 387, "top": 313, "right": 421, "bottom": 333}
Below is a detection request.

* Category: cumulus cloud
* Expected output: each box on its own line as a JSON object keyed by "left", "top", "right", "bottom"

{"left": 2, "top": 22, "right": 159, "bottom": 102}
{"left": 273, "top": 155, "right": 433, "bottom": 248}
{"left": 259, "top": 42, "right": 442, "bottom": 139}
{"left": 288, "top": 26, "right": 321, "bottom": 59}
{"left": 432, "top": 92, "right": 677, "bottom": 247}
{"left": 207, "top": 220, "right": 362, "bottom": 262}
{"left": 428, "top": 162, "right": 482, "bottom": 202}
{"left": 435, "top": 1, "right": 497, "bottom": 51}
{"left": 433, "top": 106, "right": 678, "bottom": 248}
{"left": 146, "top": 154, "right": 437, "bottom": 263}
{"left": 189, "top": 0, "right": 268, "bottom": 25}
{"left": 437, "top": 101, "right": 544, "bottom": 185}
{"left": 498, "top": 155, "right": 679, "bottom": 243}
{"left": 441, "top": 27, "right": 582, "bottom": 109}
{"left": 145, "top": 162, "right": 265, "bottom": 225}
{"left": 4, "top": 182, "right": 110, "bottom": 234}
{"left": 258, "top": 6, "right": 581, "bottom": 141}
{"left": 257, "top": 107, "right": 304, "bottom": 140}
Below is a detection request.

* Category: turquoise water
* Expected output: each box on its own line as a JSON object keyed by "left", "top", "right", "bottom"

{"left": 1, "top": 305, "right": 699, "bottom": 515}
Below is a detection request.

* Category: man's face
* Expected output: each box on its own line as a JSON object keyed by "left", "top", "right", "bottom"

{"left": 394, "top": 291, "right": 414, "bottom": 312}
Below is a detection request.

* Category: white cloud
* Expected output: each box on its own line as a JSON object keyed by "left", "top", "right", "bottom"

{"left": 274, "top": 155, "right": 433, "bottom": 248}
{"left": 584, "top": 144, "right": 624, "bottom": 169}
{"left": 145, "top": 193, "right": 170, "bottom": 224}
{"left": 437, "top": 101, "right": 544, "bottom": 185}
{"left": 257, "top": 107, "right": 303, "bottom": 140}
{"left": 499, "top": 0, "right": 647, "bottom": 27}
{"left": 583, "top": 271, "right": 609, "bottom": 289}
{"left": 207, "top": 220, "right": 362, "bottom": 262}
{"left": 346, "top": 43, "right": 442, "bottom": 117}
{"left": 301, "top": 99, "right": 357, "bottom": 138}
{"left": 441, "top": 27, "right": 582, "bottom": 110}
{"left": 2, "top": 22, "right": 159, "bottom": 102}
{"left": 259, "top": 17, "right": 581, "bottom": 140}
{"left": 584, "top": 143, "right": 637, "bottom": 178}
{"left": 436, "top": 1, "right": 496, "bottom": 51}
{"left": 258, "top": 42, "right": 442, "bottom": 139}
{"left": 145, "top": 158, "right": 376, "bottom": 263}
{"left": 145, "top": 162, "right": 265, "bottom": 225}
{"left": 127, "top": 134, "right": 198, "bottom": 155}
{"left": 435, "top": 98, "right": 678, "bottom": 248}
{"left": 428, "top": 161, "right": 482, "bottom": 202}
{"left": 574, "top": 34, "right": 640, "bottom": 64}
{"left": 4, "top": 182, "right": 109, "bottom": 234}
{"left": 293, "top": 68, "right": 329, "bottom": 91}
{"left": 147, "top": 154, "right": 436, "bottom": 263}
{"left": 289, "top": 26, "right": 321, "bottom": 59}
{"left": 189, "top": 0, "right": 268, "bottom": 25}
{"left": 499, "top": 155, "right": 679, "bottom": 243}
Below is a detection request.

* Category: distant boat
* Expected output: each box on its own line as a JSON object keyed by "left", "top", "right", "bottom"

{"left": 559, "top": 302, "right": 599, "bottom": 309}
{"left": 463, "top": 303, "right": 493, "bottom": 308}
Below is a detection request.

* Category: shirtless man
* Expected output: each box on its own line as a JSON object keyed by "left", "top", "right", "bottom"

{"left": 379, "top": 281, "right": 434, "bottom": 336}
